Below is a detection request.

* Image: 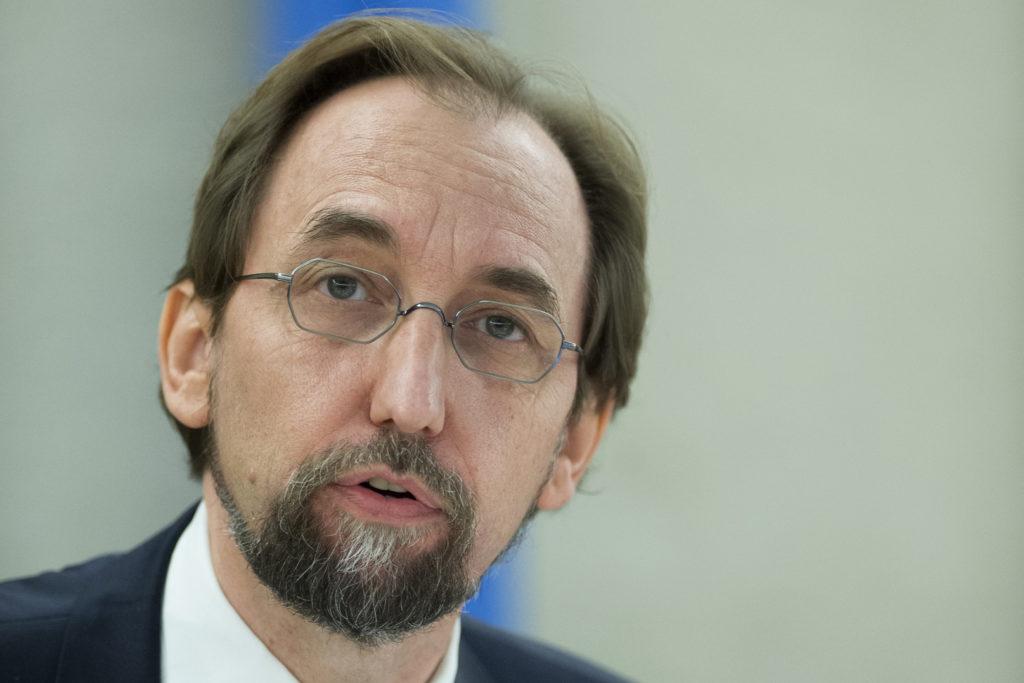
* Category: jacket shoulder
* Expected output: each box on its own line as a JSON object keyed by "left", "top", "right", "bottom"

{"left": 459, "top": 616, "right": 631, "bottom": 682}
{"left": 0, "top": 550, "right": 117, "bottom": 622}
{"left": 0, "top": 561, "right": 104, "bottom": 681}
{"left": 0, "top": 506, "right": 196, "bottom": 682}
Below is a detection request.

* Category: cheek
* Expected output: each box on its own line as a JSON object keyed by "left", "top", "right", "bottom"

{"left": 454, "top": 386, "right": 571, "bottom": 563}
{"left": 210, "top": 327, "right": 371, "bottom": 500}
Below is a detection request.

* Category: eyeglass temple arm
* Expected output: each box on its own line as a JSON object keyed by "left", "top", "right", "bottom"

{"left": 562, "top": 341, "right": 584, "bottom": 355}
{"left": 238, "top": 272, "right": 293, "bottom": 283}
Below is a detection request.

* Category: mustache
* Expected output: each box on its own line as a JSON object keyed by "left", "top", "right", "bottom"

{"left": 277, "top": 430, "right": 475, "bottom": 520}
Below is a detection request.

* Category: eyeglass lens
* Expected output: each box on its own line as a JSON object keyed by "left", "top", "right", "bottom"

{"left": 286, "top": 259, "right": 567, "bottom": 382}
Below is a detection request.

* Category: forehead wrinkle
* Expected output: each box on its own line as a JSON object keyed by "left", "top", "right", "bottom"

{"left": 419, "top": 142, "right": 572, "bottom": 230}
{"left": 375, "top": 117, "right": 577, "bottom": 229}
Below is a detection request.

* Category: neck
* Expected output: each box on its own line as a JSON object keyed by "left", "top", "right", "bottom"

{"left": 201, "top": 476, "right": 458, "bottom": 683}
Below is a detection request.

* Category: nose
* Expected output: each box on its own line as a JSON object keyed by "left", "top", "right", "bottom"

{"left": 368, "top": 304, "right": 449, "bottom": 437}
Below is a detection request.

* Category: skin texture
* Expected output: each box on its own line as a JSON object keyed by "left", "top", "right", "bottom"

{"left": 159, "top": 77, "right": 614, "bottom": 683}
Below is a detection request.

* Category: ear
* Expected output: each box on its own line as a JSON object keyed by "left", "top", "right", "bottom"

{"left": 158, "top": 280, "right": 213, "bottom": 429}
{"left": 537, "top": 398, "right": 615, "bottom": 511}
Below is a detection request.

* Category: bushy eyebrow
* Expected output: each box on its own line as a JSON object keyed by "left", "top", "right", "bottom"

{"left": 474, "top": 265, "right": 561, "bottom": 319}
{"left": 289, "top": 208, "right": 398, "bottom": 258}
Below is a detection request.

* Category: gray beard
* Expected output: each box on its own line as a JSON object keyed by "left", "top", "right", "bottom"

{"left": 209, "top": 430, "right": 486, "bottom": 647}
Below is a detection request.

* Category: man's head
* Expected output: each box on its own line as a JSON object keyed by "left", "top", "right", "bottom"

{"left": 157, "top": 15, "right": 646, "bottom": 644}
{"left": 163, "top": 15, "right": 646, "bottom": 474}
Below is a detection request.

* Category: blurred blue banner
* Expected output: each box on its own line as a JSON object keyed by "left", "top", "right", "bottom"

{"left": 256, "top": 0, "right": 487, "bottom": 78}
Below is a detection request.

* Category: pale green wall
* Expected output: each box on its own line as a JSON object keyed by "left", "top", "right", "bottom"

{"left": 495, "top": 1, "right": 1024, "bottom": 681}
{"left": 0, "top": 3, "right": 245, "bottom": 576}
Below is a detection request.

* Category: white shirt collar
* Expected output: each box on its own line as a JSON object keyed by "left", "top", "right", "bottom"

{"left": 161, "top": 501, "right": 460, "bottom": 683}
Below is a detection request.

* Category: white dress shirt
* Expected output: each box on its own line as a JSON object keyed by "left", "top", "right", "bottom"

{"left": 161, "top": 502, "right": 460, "bottom": 682}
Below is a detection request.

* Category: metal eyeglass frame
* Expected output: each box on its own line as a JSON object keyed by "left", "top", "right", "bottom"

{"left": 237, "top": 258, "right": 584, "bottom": 384}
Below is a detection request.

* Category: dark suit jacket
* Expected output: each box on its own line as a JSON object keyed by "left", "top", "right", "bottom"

{"left": 0, "top": 508, "right": 628, "bottom": 682}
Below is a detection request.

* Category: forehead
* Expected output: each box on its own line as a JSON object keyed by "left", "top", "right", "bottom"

{"left": 247, "top": 77, "right": 590, "bottom": 321}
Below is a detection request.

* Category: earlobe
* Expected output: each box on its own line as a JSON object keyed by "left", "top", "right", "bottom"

{"left": 536, "top": 399, "right": 615, "bottom": 511}
{"left": 159, "top": 280, "right": 213, "bottom": 429}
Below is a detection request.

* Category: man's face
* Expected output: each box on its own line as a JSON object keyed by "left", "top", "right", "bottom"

{"left": 189, "top": 77, "right": 593, "bottom": 636}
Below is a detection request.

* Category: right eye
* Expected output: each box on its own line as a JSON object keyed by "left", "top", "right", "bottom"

{"left": 320, "top": 274, "right": 367, "bottom": 301}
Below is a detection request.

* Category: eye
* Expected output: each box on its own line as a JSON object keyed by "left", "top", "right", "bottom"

{"left": 321, "top": 274, "right": 367, "bottom": 301}
{"left": 478, "top": 314, "right": 526, "bottom": 341}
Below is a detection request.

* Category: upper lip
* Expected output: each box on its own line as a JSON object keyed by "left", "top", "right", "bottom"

{"left": 335, "top": 468, "right": 445, "bottom": 511}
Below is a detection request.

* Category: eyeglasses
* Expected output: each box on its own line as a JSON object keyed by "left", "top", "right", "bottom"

{"left": 238, "top": 258, "right": 583, "bottom": 383}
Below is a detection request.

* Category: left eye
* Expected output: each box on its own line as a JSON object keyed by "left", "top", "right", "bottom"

{"left": 322, "top": 275, "right": 367, "bottom": 301}
{"left": 478, "top": 314, "right": 525, "bottom": 341}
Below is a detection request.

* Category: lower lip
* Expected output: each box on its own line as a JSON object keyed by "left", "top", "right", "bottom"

{"left": 326, "top": 483, "right": 445, "bottom": 524}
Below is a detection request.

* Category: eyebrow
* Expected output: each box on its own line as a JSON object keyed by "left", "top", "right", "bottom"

{"left": 474, "top": 265, "right": 561, "bottom": 319}
{"left": 288, "top": 208, "right": 560, "bottom": 317}
{"left": 289, "top": 208, "right": 398, "bottom": 258}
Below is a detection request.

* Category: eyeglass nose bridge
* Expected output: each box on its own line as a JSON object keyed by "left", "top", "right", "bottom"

{"left": 397, "top": 302, "right": 456, "bottom": 329}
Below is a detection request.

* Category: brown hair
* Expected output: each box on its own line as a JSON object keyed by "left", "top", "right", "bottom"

{"left": 169, "top": 14, "right": 647, "bottom": 476}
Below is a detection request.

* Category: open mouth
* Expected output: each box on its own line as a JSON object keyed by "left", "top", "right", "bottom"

{"left": 360, "top": 476, "right": 416, "bottom": 500}
{"left": 329, "top": 471, "right": 444, "bottom": 523}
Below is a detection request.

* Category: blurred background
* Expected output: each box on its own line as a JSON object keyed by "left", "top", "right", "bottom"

{"left": 2, "top": 2, "right": 1023, "bottom": 681}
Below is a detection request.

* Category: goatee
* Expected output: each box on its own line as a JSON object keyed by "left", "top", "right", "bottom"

{"left": 209, "top": 430, "right": 479, "bottom": 646}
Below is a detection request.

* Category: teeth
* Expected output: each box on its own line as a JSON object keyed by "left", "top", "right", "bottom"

{"left": 367, "top": 477, "right": 409, "bottom": 494}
